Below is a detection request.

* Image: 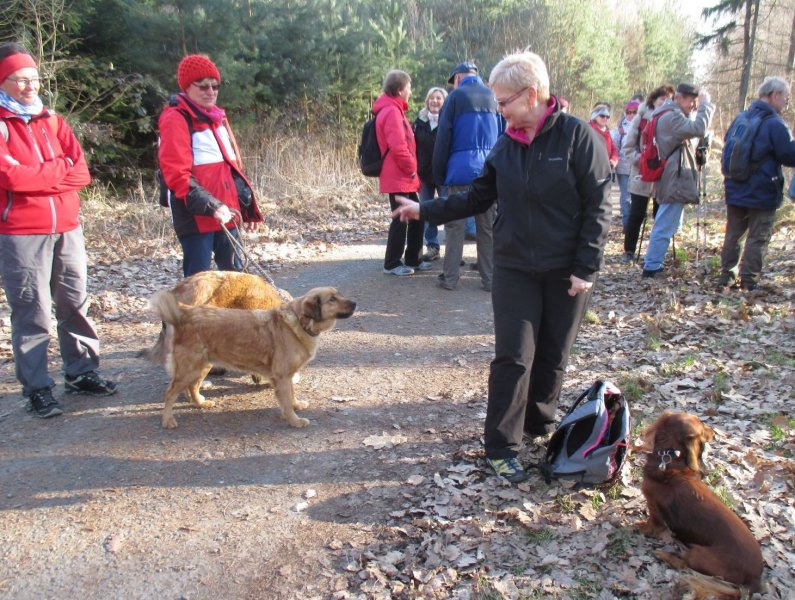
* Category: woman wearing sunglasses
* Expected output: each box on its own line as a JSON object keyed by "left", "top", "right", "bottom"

{"left": 158, "top": 54, "right": 262, "bottom": 277}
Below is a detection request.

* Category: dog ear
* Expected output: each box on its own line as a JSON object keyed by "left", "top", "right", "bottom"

{"left": 303, "top": 293, "right": 323, "bottom": 323}
{"left": 683, "top": 434, "right": 703, "bottom": 474}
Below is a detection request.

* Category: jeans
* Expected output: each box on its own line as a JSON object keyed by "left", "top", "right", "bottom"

{"left": 419, "top": 180, "right": 440, "bottom": 249}
{"left": 643, "top": 203, "right": 684, "bottom": 271}
{"left": 616, "top": 173, "right": 630, "bottom": 230}
{"left": 485, "top": 266, "right": 594, "bottom": 459}
{"left": 719, "top": 204, "right": 776, "bottom": 285}
{"left": 179, "top": 228, "right": 242, "bottom": 277}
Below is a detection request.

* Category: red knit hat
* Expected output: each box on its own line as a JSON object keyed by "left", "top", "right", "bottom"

{"left": 177, "top": 54, "right": 221, "bottom": 91}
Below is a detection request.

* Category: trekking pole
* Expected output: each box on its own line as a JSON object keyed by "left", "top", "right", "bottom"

{"left": 635, "top": 198, "right": 651, "bottom": 263}
{"left": 694, "top": 137, "right": 710, "bottom": 276}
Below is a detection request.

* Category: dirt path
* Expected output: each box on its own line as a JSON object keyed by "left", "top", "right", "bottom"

{"left": 0, "top": 237, "right": 496, "bottom": 599}
{"left": 1, "top": 209, "right": 793, "bottom": 599}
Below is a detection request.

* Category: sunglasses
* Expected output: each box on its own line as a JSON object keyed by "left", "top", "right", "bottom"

{"left": 597, "top": 113, "right": 610, "bottom": 119}
{"left": 626, "top": 110, "right": 637, "bottom": 115}
{"left": 192, "top": 82, "right": 220, "bottom": 92}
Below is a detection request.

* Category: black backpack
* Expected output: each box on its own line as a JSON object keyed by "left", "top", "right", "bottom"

{"left": 721, "top": 110, "right": 772, "bottom": 182}
{"left": 358, "top": 111, "right": 388, "bottom": 177}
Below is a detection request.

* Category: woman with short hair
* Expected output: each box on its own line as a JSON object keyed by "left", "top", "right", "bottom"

{"left": 372, "top": 70, "right": 430, "bottom": 276}
{"left": 393, "top": 51, "right": 612, "bottom": 483}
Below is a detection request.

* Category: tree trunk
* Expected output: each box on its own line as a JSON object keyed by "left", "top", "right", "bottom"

{"left": 787, "top": 8, "right": 795, "bottom": 76}
{"left": 738, "top": 0, "right": 761, "bottom": 112}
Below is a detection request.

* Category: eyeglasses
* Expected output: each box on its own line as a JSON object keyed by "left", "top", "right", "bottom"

{"left": 625, "top": 110, "right": 637, "bottom": 115}
{"left": 495, "top": 86, "right": 530, "bottom": 108}
{"left": 191, "top": 82, "right": 220, "bottom": 92}
{"left": 6, "top": 77, "right": 42, "bottom": 88}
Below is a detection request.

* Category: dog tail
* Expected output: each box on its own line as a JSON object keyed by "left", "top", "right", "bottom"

{"left": 680, "top": 571, "right": 744, "bottom": 599}
{"left": 136, "top": 325, "right": 167, "bottom": 363}
{"left": 149, "top": 290, "right": 184, "bottom": 327}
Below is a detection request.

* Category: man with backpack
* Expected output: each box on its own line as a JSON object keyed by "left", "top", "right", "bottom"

{"left": 641, "top": 83, "right": 714, "bottom": 278}
{"left": 717, "top": 76, "right": 795, "bottom": 291}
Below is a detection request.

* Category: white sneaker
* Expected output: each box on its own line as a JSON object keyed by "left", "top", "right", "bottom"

{"left": 414, "top": 261, "right": 434, "bottom": 271}
{"left": 383, "top": 265, "right": 414, "bottom": 276}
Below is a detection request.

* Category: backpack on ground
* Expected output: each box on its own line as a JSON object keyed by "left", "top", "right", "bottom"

{"left": 639, "top": 109, "right": 679, "bottom": 183}
{"left": 358, "top": 111, "right": 388, "bottom": 177}
{"left": 721, "top": 110, "right": 772, "bottom": 182}
{"left": 540, "top": 380, "right": 631, "bottom": 485}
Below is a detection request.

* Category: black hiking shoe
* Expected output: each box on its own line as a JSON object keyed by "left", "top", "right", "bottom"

{"left": 25, "top": 387, "right": 63, "bottom": 418}
{"left": 64, "top": 371, "right": 117, "bottom": 396}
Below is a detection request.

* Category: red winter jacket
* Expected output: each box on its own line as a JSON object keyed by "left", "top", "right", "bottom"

{"left": 589, "top": 120, "right": 619, "bottom": 167}
{"left": 0, "top": 107, "right": 91, "bottom": 235}
{"left": 372, "top": 94, "right": 420, "bottom": 194}
{"left": 158, "top": 94, "right": 262, "bottom": 238}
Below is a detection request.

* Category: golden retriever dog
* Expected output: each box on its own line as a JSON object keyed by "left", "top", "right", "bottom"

{"left": 637, "top": 412, "right": 763, "bottom": 597}
{"left": 149, "top": 286, "right": 356, "bottom": 429}
{"left": 140, "top": 271, "right": 291, "bottom": 365}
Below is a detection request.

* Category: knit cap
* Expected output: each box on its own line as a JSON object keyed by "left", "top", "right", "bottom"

{"left": 177, "top": 55, "right": 221, "bottom": 91}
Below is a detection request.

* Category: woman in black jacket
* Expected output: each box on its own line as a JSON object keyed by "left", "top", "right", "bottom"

{"left": 413, "top": 86, "right": 447, "bottom": 261}
{"left": 393, "top": 51, "right": 612, "bottom": 484}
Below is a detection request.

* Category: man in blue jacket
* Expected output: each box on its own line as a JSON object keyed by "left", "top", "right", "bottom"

{"left": 433, "top": 61, "right": 503, "bottom": 291}
{"left": 718, "top": 76, "right": 795, "bottom": 291}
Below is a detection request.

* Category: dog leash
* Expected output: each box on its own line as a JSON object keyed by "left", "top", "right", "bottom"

{"left": 220, "top": 215, "right": 292, "bottom": 303}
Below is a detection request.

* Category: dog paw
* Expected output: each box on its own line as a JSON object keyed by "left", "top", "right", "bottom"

{"left": 288, "top": 417, "right": 310, "bottom": 428}
{"left": 195, "top": 397, "right": 215, "bottom": 408}
{"left": 162, "top": 415, "right": 178, "bottom": 429}
{"left": 294, "top": 400, "right": 309, "bottom": 410}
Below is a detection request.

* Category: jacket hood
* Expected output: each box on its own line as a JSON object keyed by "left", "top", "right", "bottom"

{"left": 747, "top": 98, "right": 778, "bottom": 117}
{"left": 372, "top": 94, "right": 408, "bottom": 115}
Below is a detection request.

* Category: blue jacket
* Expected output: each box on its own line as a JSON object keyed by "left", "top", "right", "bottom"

{"left": 432, "top": 75, "right": 503, "bottom": 186}
{"left": 724, "top": 99, "right": 795, "bottom": 210}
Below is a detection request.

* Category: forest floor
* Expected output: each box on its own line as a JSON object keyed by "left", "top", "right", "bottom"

{"left": 0, "top": 188, "right": 793, "bottom": 600}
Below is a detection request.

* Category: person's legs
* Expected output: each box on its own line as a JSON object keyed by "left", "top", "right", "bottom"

{"left": 212, "top": 227, "right": 242, "bottom": 271}
{"left": 440, "top": 185, "right": 467, "bottom": 288}
{"left": 385, "top": 194, "right": 409, "bottom": 270}
{"left": 738, "top": 208, "right": 776, "bottom": 287}
{"left": 419, "top": 181, "right": 439, "bottom": 251}
{"left": 643, "top": 203, "right": 684, "bottom": 272}
{"left": 0, "top": 234, "right": 56, "bottom": 395}
{"left": 485, "top": 266, "right": 542, "bottom": 460}
{"left": 524, "top": 269, "right": 594, "bottom": 434}
{"left": 623, "top": 193, "right": 650, "bottom": 255}
{"left": 51, "top": 227, "right": 101, "bottom": 379}
{"left": 475, "top": 204, "right": 495, "bottom": 290}
{"left": 179, "top": 232, "right": 215, "bottom": 277}
{"left": 617, "top": 173, "right": 631, "bottom": 230}
{"left": 719, "top": 204, "right": 748, "bottom": 283}
{"left": 401, "top": 192, "right": 424, "bottom": 267}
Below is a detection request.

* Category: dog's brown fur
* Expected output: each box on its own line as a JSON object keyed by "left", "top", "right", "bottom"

{"left": 637, "top": 412, "right": 763, "bottom": 596}
{"left": 150, "top": 286, "right": 355, "bottom": 429}
{"left": 141, "top": 271, "right": 291, "bottom": 363}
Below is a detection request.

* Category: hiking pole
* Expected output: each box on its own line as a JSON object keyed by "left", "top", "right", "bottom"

{"left": 220, "top": 217, "right": 292, "bottom": 302}
{"left": 635, "top": 198, "right": 651, "bottom": 263}
{"left": 694, "top": 136, "right": 710, "bottom": 276}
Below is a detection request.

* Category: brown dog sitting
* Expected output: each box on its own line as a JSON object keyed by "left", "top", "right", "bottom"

{"left": 150, "top": 286, "right": 356, "bottom": 429}
{"left": 637, "top": 412, "right": 763, "bottom": 595}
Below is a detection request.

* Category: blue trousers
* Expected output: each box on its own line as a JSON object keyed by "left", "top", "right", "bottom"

{"left": 616, "top": 173, "right": 631, "bottom": 230}
{"left": 643, "top": 203, "right": 685, "bottom": 271}
{"left": 179, "top": 228, "right": 242, "bottom": 277}
{"left": 419, "top": 180, "right": 440, "bottom": 249}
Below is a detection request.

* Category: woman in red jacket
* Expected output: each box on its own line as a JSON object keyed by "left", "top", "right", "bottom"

{"left": 158, "top": 54, "right": 262, "bottom": 277}
{"left": 0, "top": 43, "right": 117, "bottom": 419}
{"left": 589, "top": 104, "right": 619, "bottom": 169}
{"left": 373, "top": 70, "right": 430, "bottom": 276}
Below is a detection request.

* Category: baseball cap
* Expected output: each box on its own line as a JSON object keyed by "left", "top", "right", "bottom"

{"left": 676, "top": 82, "right": 699, "bottom": 97}
{"left": 448, "top": 61, "right": 478, "bottom": 84}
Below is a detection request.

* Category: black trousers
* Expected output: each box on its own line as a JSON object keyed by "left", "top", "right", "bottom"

{"left": 384, "top": 192, "right": 423, "bottom": 270}
{"left": 623, "top": 193, "right": 659, "bottom": 254}
{"left": 485, "top": 266, "right": 594, "bottom": 459}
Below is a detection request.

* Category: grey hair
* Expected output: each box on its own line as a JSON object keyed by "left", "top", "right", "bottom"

{"left": 488, "top": 51, "right": 550, "bottom": 101}
{"left": 757, "top": 76, "right": 789, "bottom": 98}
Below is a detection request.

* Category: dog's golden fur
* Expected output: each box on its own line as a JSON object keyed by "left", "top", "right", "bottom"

{"left": 141, "top": 271, "right": 291, "bottom": 363}
{"left": 149, "top": 286, "right": 355, "bottom": 429}
{"left": 637, "top": 412, "right": 763, "bottom": 596}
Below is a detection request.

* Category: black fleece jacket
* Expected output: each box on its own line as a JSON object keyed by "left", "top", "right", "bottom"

{"left": 419, "top": 99, "right": 612, "bottom": 281}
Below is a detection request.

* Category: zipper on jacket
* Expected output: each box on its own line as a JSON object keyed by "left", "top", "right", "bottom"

{"left": 39, "top": 127, "right": 56, "bottom": 159}
{"left": 27, "top": 124, "right": 45, "bottom": 162}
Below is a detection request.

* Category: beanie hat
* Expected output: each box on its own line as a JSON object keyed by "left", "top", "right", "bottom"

{"left": 591, "top": 106, "right": 610, "bottom": 120}
{"left": 0, "top": 52, "right": 38, "bottom": 86}
{"left": 625, "top": 100, "right": 640, "bottom": 111}
{"left": 177, "top": 54, "right": 221, "bottom": 91}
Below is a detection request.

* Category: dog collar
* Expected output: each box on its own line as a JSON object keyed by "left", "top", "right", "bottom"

{"left": 655, "top": 448, "right": 681, "bottom": 471}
